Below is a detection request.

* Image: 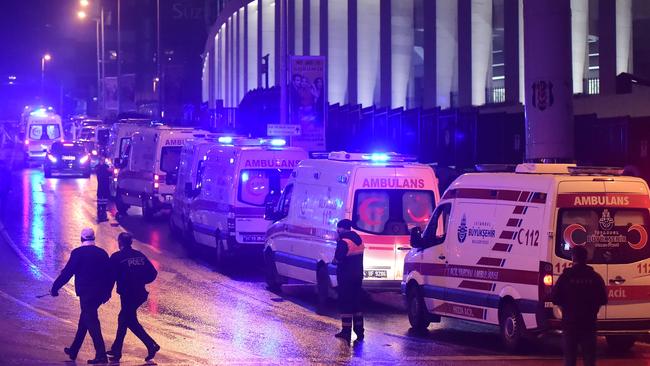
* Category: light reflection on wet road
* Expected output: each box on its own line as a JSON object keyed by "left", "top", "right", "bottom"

{"left": 0, "top": 168, "right": 649, "bottom": 365}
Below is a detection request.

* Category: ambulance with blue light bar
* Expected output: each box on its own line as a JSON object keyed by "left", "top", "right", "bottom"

{"left": 107, "top": 120, "right": 152, "bottom": 197}
{"left": 115, "top": 126, "right": 208, "bottom": 220}
{"left": 403, "top": 164, "right": 650, "bottom": 352}
{"left": 185, "top": 138, "right": 307, "bottom": 266}
{"left": 24, "top": 108, "right": 63, "bottom": 161}
{"left": 263, "top": 151, "right": 440, "bottom": 301}
{"left": 169, "top": 135, "right": 237, "bottom": 237}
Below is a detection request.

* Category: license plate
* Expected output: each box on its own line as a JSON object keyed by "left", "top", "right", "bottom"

{"left": 364, "top": 270, "right": 387, "bottom": 279}
{"left": 62, "top": 156, "right": 75, "bottom": 161}
{"left": 242, "top": 235, "right": 265, "bottom": 243}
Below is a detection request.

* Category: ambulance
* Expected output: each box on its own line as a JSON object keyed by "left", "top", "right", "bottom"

{"left": 263, "top": 152, "right": 440, "bottom": 302}
{"left": 169, "top": 135, "right": 232, "bottom": 237}
{"left": 115, "top": 126, "right": 207, "bottom": 219}
{"left": 108, "top": 120, "right": 152, "bottom": 197}
{"left": 403, "top": 164, "right": 650, "bottom": 352}
{"left": 186, "top": 138, "right": 308, "bottom": 266}
{"left": 24, "top": 108, "right": 64, "bottom": 161}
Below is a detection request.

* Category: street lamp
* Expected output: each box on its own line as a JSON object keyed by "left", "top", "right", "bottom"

{"left": 41, "top": 53, "right": 52, "bottom": 97}
{"left": 76, "top": 3, "right": 104, "bottom": 116}
{"left": 80, "top": 0, "right": 89, "bottom": 7}
{"left": 77, "top": 10, "right": 87, "bottom": 19}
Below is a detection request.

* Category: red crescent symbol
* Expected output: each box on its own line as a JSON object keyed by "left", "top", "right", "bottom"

{"left": 406, "top": 208, "right": 429, "bottom": 223}
{"left": 563, "top": 224, "right": 586, "bottom": 247}
{"left": 628, "top": 224, "right": 648, "bottom": 250}
{"left": 359, "top": 197, "right": 383, "bottom": 225}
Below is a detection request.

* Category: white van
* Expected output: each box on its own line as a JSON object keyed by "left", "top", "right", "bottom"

{"left": 169, "top": 135, "right": 231, "bottom": 237}
{"left": 263, "top": 152, "right": 440, "bottom": 302}
{"left": 108, "top": 121, "right": 153, "bottom": 197}
{"left": 186, "top": 138, "right": 308, "bottom": 266}
{"left": 403, "top": 164, "right": 650, "bottom": 351}
{"left": 115, "top": 126, "right": 207, "bottom": 219}
{"left": 24, "top": 109, "right": 63, "bottom": 161}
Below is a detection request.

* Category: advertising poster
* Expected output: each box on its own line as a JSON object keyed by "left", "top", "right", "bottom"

{"left": 120, "top": 74, "right": 136, "bottom": 112}
{"left": 289, "top": 56, "right": 326, "bottom": 152}
{"left": 103, "top": 77, "right": 118, "bottom": 111}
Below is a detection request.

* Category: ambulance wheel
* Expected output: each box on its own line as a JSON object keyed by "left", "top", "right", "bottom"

{"left": 44, "top": 168, "right": 52, "bottom": 178}
{"left": 115, "top": 191, "right": 129, "bottom": 215}
{"left": 214, "top": 238, "right": 227, "bottom": 270}
{"left": 264, "top": 249, "right": 282, "bottom": 293}
{"left": 407, "top": 285, "right": 430, "bottom": 331}
{"left": 606, "top": 335, "right": 636, "bottom": 352}
{"left": 142, "top": 196, "right": 154, "bottom": 221}
{"left": 499, "top": 302, "right": 526, "bottom": 352}
{"left": 184, "top": 222, "right": 198, "bottom": 256}
{"left": 316, "top": 264, "right": 331, "bottom": 307}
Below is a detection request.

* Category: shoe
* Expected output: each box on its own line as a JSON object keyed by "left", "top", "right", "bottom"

{"left": 105, "top": 350, "right": 121, "bottom": 361}
{"left": 145, "top": 343, "right": 160, "bottom": 361}
{"left": 64, "top": 347, "right": 78, "bottom": 361}
{"left": 87, "top": 357, "right": 108, "bottom": 364}
{"left": 334, "top": 331, "right": 351, "bottom": 343}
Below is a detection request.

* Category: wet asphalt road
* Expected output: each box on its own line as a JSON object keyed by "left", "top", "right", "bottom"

{"left": 1, "top": 166, "right": 649, "bottom": 365}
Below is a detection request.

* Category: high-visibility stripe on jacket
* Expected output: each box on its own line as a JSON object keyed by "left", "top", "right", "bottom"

{"left": 342, "top": 238, "right": 365, "bottom": 256}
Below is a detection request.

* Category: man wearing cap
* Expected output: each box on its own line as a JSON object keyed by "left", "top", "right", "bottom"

{"left": 51, "top": 227, "right": 112, "bottom": 364}
{"left": 106, "top": 232, "right": 160, "bottom": 362}
{"left": 333, "top": 218, "right": 365, "bottom": 344}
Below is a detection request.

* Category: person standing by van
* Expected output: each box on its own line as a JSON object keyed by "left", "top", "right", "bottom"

{"left": 0, "top": 159, "right": 11, "bottom": 220}
{"left": 106, "top": 233, "right": 160, "bottom": 362}
{"left": 95, "top": 157, "right": 111, "bottom": 222}
{"left": 333, "top": 219, "right": 365, "bottom": 344}
{"left": 552, "top": 245, "right": 608, "bottom": 366}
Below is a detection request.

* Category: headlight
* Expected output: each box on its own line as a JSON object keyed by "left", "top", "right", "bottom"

{"left": 79, "top": 155, "right": 90, "bottom": 164}
{"left": 91, "top": 150, "right": 98, "bottom": 156}
{"left": 47, "top": 154, "right": 57, "bottom": 163}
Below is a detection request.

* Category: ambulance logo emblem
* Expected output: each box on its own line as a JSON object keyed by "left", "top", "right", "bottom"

{"left": 458, "top": 214, "right": 468, "bottom": 243}
{"left": 599, "top": 209, "right": 614, "bottom": 231}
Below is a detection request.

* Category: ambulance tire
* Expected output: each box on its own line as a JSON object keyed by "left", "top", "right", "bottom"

{"left": 142, "top": 196, "right": 154, "bottom": 221}
{"left": 606, "top": 335, "right": 636, "bottom": 353}
{"left": 316, "top": 264, "right": 331, "bottom": 307}
{"left": 214, "top": 238, "right": 227, "bottom": 271}
{"left": 115, "top": 191, "right": 130, "bottom": 215}
{"left": 499, "top": 302, "right": 526, "bottom": 352}
{"left": 44, "top": 168, "right": 52, "bottom": 178}
{"left": 264, "top": 249, "right": 282, "bottom": 293}
{"left": 406, "top": 285, "right": 430, "bottom": 331}
{"left": 183, "top": 223, "right": 197, "bottom": 256}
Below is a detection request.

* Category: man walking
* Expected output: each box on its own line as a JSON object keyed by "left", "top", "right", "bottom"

{"left": 106, "top": 232, "right": 160, "bottom": 362}
{"left": 333, "top": 219, "right": 365, "bottom": 344}
{"left": 51, "top": 227, "right": 111, "bottom": 364}
{"left": 95, "top": 157, "right": 111, "bottom": 223}
{"left": 552, "top": 245, "right": 608, "bottom": 366}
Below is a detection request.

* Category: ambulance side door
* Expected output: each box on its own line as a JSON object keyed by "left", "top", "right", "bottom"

{"left": 419, "top": 202, "right": 453, "bottom": 313}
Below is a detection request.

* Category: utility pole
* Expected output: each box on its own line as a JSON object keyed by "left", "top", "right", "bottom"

{"left": 117, "top": 0, "right": 121, "bottom": 115}
{"left": 279, "top": 0, "right": 288, "bottom": 125}
{"left": 157, "top": 0, "right": 163, "bottom": 121}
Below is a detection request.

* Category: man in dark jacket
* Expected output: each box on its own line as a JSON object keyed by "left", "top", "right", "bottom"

{"left": 95, "top": 157, "right": 111, "bottom": 223}
{"left": 106, "top": 232, "right": 160, "bottom": 362}
{"left": 333, "top": 219, "right": 365, "bottom": 343}
{"left": 552, "top": 245, "right": 608, "bottom": 366}
{"left": 51, "top": 227, "right": 111, "bottom": 364}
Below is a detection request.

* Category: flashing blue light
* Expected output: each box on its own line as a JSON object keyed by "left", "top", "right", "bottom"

{"left": 370, "top": 153, "right": 390, "bottom": 162}
{"left": 218, "top": 136, "right": 233, "bottom": 144}
{"left": 241, "top": 171, "right": 249, "bottom": 182}
{"left": 270, "top": 138, "right": 286, "bottom": 147}
{"left": 30, "top": 108, "right": 48, "bottom": 117}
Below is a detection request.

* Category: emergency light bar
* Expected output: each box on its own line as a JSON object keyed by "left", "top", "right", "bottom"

{"left": 567, "top": 166, "right": 624, "bottom": 176}
{"left": 328, "top": 151, "right": 417, "bottom": 162}
{"left": 475, "top": 164, "right": 517, "bottom": 172}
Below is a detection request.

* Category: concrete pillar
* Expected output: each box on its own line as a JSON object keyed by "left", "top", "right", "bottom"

{"left": 518, "top": 0, "right": 524, "bottom": 103}
{"left": 257, "top": 0, "right": 263, "bottom": 87}
{"left": 358, "top": 0, "right": 380, "bottom": 107}
{"left": 275, "top": 0, "right": 280, "bottom": 85}
{"left": 295, "top": 0, "right": 303, "bottom": 55}
{"left": 244, "top": 5, "right": 249, "bottom": 92}
{"left": 348, "top": 0, "right": 358, "bottom": 105}
{"left": 391, "top": 0, "right": 414, "bottom": 109}
{"left": 571, "top": 0, "right": 588, "bottom": 94}
{"left": 263, "top": 0, "right": 275, "bottom": 86}
{"left": 303, "top": 0, "right": 310, "bottom": 55}
{"left": 248, "top": 2, "right": 258, "bottom": 89}
{"left": 504, "top": 0, "right": 519, "bottom": 104}
{"left": 320, "top": 0, "right": 327, "bottom": 57}
{"left": 458, "top": 0, "right": 472, "bottom": 107}
{"left": 380, "top": 0, "right": 392, "bottom": 108}
{"left": 616, "top": 0, "right": 632, "bottom": 74}
{"left": 220, "top": 26, "right": 226, "bottom": 101}
{"left": 422, "top": 0, "right": 436, "bottom": 109}
{"left": 523, "top": 0, "right": 574, "bottom": 161}
{"left": 471, "top": 0, "right": 492, "bottom": 105}
{"left": 599, "top": 0, "right": 616, "bottom": 95}
{"left": 328, "top": 0, "right": 347, "bottom": 104}
{"left": 310, "top": 0, "right": 319, "bottom": 55}
{"left": 209, "top": 51, "right": 215, "bottom": 108}
{"left": 288, "top": 0, "right": 296, "bottom": 55}
{"left": 436, "top": 0, "right": 458, "bottom": 109}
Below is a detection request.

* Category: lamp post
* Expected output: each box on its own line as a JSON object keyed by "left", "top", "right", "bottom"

{"left": 41, "top": 53, "right": 52, "bottom": 97}
{"left": 77, "top": 1, "right": 105, "bottom": 116}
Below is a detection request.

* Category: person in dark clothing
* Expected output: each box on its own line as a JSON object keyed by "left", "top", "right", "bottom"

{"left": 51, "top": 227, "right": 111, "bottom": 364}
{"left": 106, "top": 232, "right": 160, "bottom": 362}
{"left": 333, "top": 219, "right": 365, "bottom": 344}
{"left": 95, "top": 157, "right": 111, "bottom": 223}
{"left": 0, "top": 159, "right": 11, "bottom": 220}
{"left": 552, "top": 245, "right": 608, "bottom": 366}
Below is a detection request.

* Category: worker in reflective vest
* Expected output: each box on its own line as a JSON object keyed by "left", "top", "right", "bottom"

{"left": 333, "top": 219, "right": 365, "bottom": 344}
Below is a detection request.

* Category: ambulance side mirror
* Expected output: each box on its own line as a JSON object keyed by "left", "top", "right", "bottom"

{"left": 410, "top": 227, "right": 423, "bottom": 249}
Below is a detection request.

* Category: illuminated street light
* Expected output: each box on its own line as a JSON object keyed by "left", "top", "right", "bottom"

{"left": 80, "top": 0, "right": 90, "bottom": 7}
{"left": 77, "top": 10, "right": 87, "bottom": 20}
{"left": 43, "top": 54, "right": 52, "bottom": 62}
{"left": 41, "top": 53, "right": 52, "bottom": 96}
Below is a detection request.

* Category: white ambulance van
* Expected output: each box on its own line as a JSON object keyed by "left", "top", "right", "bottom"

{"left": 263, "top": 152, "right": 440, "bottom": 302}
{"left": 115, "top": 126, "right": 207, "bottom": 219}
{"left": 186, "top": 138, "right": 308, "bottom": 266}
{"left": 108, "top": 120, "right": 151, "bottom": 197}
{"left": 24, "top": 108, "right": 64, "bottom": 161}
{"left": 169, "top": 135, "right": 232, "bottom": 237}
{"left": 403, "top": 164, "right": 650, "bottom": 352}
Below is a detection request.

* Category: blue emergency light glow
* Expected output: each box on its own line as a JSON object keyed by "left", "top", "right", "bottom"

{"left": 30, "top": 108, "right": 48, "bottom": 117}
{"left": 270, "top": 138, "right": 286, "bottom": 147}
{"left": 241, "top": 171, "right": 249, "bottom": 182}
{"left": 218, "top": 136, "right": 233, "bottom": 144}
{"left": 369, "top": 153, "right": 390, "bottom": 162}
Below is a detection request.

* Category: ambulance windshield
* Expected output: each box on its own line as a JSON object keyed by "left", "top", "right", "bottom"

{"left": 352, "top": 190, "right": 434, "bottom": 235}
{"left": 29, "top": 124, "right": 61, "bottom": 140}
{"left": 160, "top": 146, "right": 183, "bottom": 174}
{"left": 238, "top": 169, "right": 293, "bottom": 206}
{"left": 556, "top": 208, "right": 650, "bottom": 264}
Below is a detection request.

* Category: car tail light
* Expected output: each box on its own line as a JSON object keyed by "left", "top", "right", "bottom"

{"left": 24, "top": 139, "right": 29, "bottom": 145}
{"left": 47, "top": 154, "right": 57, "bottom": 163}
